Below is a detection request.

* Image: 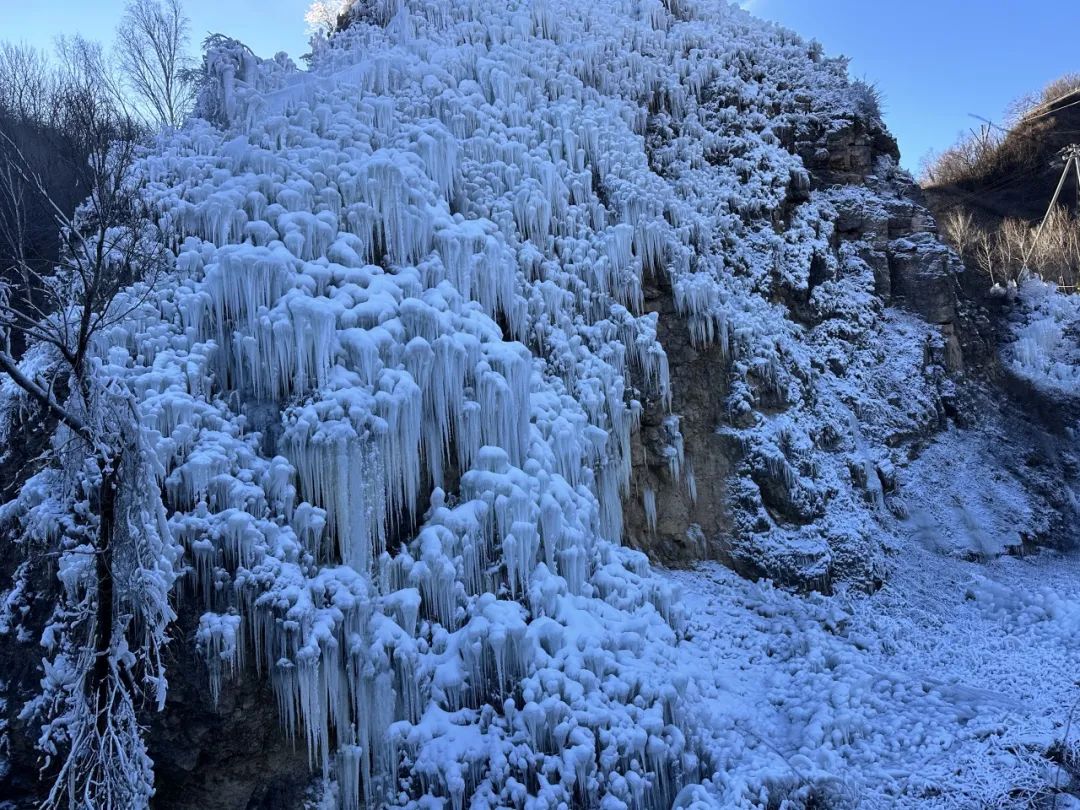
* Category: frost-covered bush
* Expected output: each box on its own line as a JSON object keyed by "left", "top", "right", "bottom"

{"left": 848, "top": 78, "right": 884, "bottom": 123}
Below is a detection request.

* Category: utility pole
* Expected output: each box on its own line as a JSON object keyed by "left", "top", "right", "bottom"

{"left": 1022, "top": 144, "right": 1080, "bottom": 278}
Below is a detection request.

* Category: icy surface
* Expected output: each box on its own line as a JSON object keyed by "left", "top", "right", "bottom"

{"left": 1006, "top": 280, "right": 1080, "bottom": 398}
{"left": 671, "top": 544, "right": 1080, "bottom": 808}
{"left": 82, "top": 0, "right": 876, "bottom": 803}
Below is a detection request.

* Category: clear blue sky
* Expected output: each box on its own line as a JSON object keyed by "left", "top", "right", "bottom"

{"left": 4, "top": 0, "right": 1078, "bottom": 172}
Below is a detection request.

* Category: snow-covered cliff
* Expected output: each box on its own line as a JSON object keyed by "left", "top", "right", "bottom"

{"left": 1, "top": 0, "right": 1078, "bottom": 807}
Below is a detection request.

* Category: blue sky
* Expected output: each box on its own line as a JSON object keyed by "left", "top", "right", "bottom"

{"left": 4, "top": 0, "right": 1077, "bottom": 171}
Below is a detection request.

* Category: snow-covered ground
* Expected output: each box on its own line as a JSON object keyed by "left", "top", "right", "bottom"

{"left": 670, "top": 544, "right": 1080, "bottom": 808}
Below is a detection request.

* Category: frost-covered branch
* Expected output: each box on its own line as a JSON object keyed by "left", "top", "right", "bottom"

{"left": 0, "top": 345, "right": 88, "bottom": 439}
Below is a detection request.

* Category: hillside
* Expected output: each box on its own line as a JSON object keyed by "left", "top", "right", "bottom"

{"left": 0, "top": 1, "right": 1078, "bottom": 808}
{"left": 920, "top": 79, "right": 1080, "bottom": 436}
{"left": 925, "top": 88, "right": 1080, "bottom": 226}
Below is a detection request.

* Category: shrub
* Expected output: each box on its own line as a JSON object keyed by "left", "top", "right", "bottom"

{"left": 1030, "top": 206, "right": 1080, "bottom": 288}
{"left": 919, "top": 124, "right": 1002, "bottom": 186}
{"left": 920, "top": 73, "right": 1080, "bottom": 187}
{"left": 940, "top": 208, "right": 976, "bottom": 256}
{"left": 937, "top": 205, "right": 1080, "bottom": 290}
{"left": 849, "top": 78, "right": 883, "bottom": 122}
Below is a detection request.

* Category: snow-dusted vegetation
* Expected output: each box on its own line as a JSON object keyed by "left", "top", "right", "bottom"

{"left": 1, "top": 0, "right": 1078, "bottom": 807}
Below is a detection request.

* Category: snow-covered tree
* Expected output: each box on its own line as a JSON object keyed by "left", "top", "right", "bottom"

{"left": 0, "top": 87, "right": 177, "bottom": 807}
{"left": 305, "top": 0, "right": 350, "bottom": 36}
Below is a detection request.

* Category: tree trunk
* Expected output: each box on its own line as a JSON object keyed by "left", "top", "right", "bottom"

{"left": 92, "top": 451, "right": 120, "bottom": 736}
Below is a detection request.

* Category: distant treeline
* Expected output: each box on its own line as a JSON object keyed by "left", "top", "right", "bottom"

{"left": 0, "top": 0, "right": 198, "bottom": 353}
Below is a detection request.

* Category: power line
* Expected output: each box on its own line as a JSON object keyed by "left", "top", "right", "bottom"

{"left": 1017, "top": 92, "right": 1080, "bottom": 125}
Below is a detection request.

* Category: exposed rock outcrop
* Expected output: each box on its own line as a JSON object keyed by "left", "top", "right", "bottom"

{"left": 623, "top": 106, "right": 1078, "bottom": 590}
{"left": 149, "top": 605, "right": 311, "bottom": 810}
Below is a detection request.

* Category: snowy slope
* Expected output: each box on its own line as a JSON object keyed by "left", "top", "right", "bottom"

{"left": 1, "top": 0, "right": 1078, "bottom": 807}
{"left": 672, "top": 547, "right": 1080, "bottom": 808}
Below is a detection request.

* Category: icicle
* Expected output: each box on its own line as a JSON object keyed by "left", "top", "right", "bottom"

{"left": 642, "top": 487, "right": 658, "bottom": 535}
{"left": 196, "top": 612, "right": 242, "bottom": 706}
{"left": 97, "top": 5, "right": 861, "bottom": 805}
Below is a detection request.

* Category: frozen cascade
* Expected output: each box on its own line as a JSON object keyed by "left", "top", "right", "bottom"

{"left": 196, "top": 611, "right": 242, "bottom": 706}
{"left": 845, "top": 406, "right": 886, "bottom": 513}
{"left": 0, "top": 0, "right": 922, "bottom": 806}
{"left": 643, "top": 487, "right": 658, "bottom": 535}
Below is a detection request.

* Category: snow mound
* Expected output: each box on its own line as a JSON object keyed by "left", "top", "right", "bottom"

{"left": 672, "top": 545, "right": 1080, "bottom": 808}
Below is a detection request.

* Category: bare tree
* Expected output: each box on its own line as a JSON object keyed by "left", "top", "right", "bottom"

{"left": 0, "top": 73, "right": 175, "bottom": 807}
{"left": 1, "top": 32, "right": 156, "bottom": 342}
{"left": 1067, "top": 219, "right": 1080, "bottom": 288}
{"left": 0, "top": 37, "right": 135, "bottom": 357}
{"left": 973, "top": 229, "right": 1000, "bottom": 285}
{"left": 1031, "top": 206, "right": 1073, "bottom": 287}
{"left": 940, "top": 208, "right": 976, "bottom": 258}
{"left": 0, "top": 43, "right": 56, "bottom": 309}
{"left": 0, "top": 123, "right": 33, "bottom": 303}
{"left": 996, "top": 218, "right": 1034, "bottom": 283}
{"left": 55, "top": 35, "right": 133, "bottom": 123}
{"left": 115, "top": 0, "right": 196, "bottom": 128}
{"left": 0, "top": 43, "right": 55, "bottom": 123}
{"left": 305, "top": 0, "right": 349, "bottom": 35}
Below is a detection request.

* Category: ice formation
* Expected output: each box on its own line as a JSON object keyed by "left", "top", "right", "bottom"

{"left": 5, "top": 0, "right": 1050, "bottom": 807}
{"left": 1006, "top": 279, "right": 1080, "bottom": 398}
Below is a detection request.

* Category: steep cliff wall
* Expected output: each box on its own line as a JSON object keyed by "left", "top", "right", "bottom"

{"left": 622, "top": 92, "right": 1078, "bottom": 588}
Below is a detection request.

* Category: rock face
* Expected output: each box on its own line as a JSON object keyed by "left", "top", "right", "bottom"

{"left": 621, "top": 107, "right": 1077, "bottom": 590}
{"left": 888, "top": 234, "right": 958, "bottom": 325}
{"left": 148, "top": 605, "right": 312, "bottom": 810}
{"left": 622, "top": 273, "right": 732, "bottom": 564}
{"left": 0, "top": 1, "right": 1077, "bottom": 808}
